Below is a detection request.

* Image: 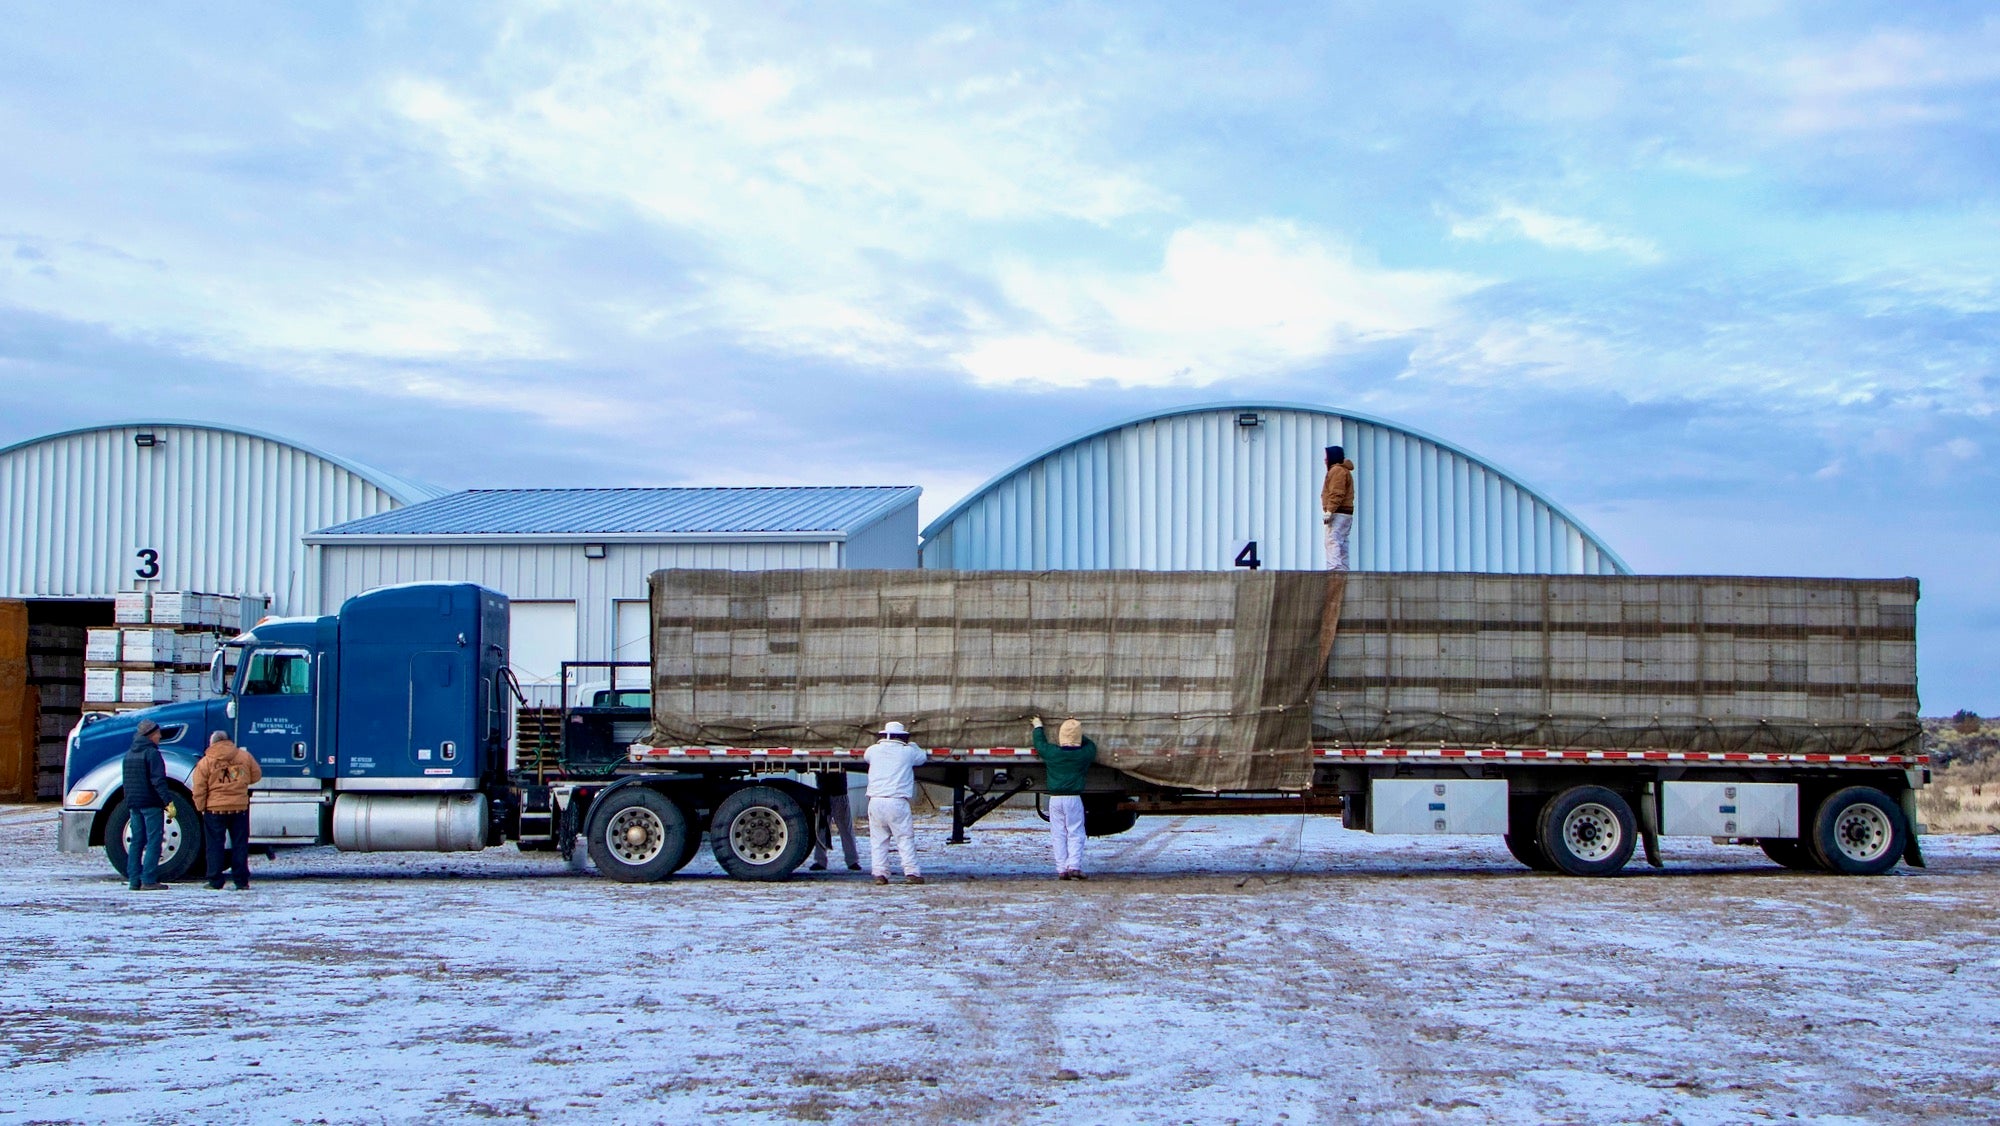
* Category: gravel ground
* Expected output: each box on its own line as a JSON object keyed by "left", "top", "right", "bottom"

{"left": 2, "top": 802, "right": 1997, "bottom": 1125}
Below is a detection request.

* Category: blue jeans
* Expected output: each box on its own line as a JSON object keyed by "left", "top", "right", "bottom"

{"left": 128, "top": 806, "right": 165, "bottom": 888}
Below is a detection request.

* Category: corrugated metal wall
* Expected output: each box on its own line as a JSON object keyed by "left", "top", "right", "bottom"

{"left": 919, "top": 405, "right": 1627, "bottom": 574}
{"left": 0, "top": 424, "right": 415, "bottom": 612}
{"left": 313, "top": 538, "right": 844, "bottom": 678}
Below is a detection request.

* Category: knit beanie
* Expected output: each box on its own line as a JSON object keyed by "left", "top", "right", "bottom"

{"left": 1057, "top": 718, "right": 1083, "bottom": 748}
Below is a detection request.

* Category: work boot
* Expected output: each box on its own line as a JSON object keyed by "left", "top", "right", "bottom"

{"left": 1069, "top": 871, "right": 1087, "bottom": 881}
{"left": 808, "top": 862, "right": 827, "bottom": 871}
{"left": 907, "top": 875, "right": 926, "bottom": 885}
{"left": 873, "top": 875, "right": 889, "bottom": 885}
{"left": 846, "top": 862, "right": 862, "bottom": 871}
{"left": 138, "top": 883, "right": 169, "bottom": 891}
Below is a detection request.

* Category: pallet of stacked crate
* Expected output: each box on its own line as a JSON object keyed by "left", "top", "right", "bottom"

{"left": 27, "top": 621, "right": 87, "bottom": 801}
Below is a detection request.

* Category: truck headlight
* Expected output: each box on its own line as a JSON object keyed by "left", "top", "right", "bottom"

{"left": 65, "top": 790, "right": 97, "bottom": 808}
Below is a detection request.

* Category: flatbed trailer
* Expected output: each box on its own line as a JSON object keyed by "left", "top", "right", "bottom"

{"left": 59, "top": 571, "right": 1927, "bottom": 884}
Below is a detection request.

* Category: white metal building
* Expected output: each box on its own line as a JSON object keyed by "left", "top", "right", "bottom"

{"left": 0, "top": 421, "right": 440, "bottom": 610}
{"left": 919, "top": 402, "right": 1629, "bottom": 574}
{"left": 306, "top": 486, "right": 922, "bottom": 704}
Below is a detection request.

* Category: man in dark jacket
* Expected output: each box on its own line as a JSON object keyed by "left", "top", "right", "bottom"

{"left": 121, "top": 719, "right": 171, "bottom": 890}
{"left": 1031, "top": 717, "right": 1098, "bottom": 880}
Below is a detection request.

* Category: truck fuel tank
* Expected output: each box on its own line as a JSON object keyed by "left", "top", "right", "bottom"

{"left": 331, "top": 793, "right": 489, "bottom": 853}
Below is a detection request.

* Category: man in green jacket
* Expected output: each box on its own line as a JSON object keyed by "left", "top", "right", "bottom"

{"left": 1031, "top": 717, "right": 1098, "bottom": 880}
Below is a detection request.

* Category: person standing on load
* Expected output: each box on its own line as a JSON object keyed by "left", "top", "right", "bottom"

{"left": 1322, "top": 444, "right": 1356, "bottom": 572}
{"left": 1031, "top": 716, "right": 1099, "bottom": 880}
{"left": 864, "top": 721, "right": 927, "bottom": 885}
{"left": 190, "top": 731, "right": 262, "bottom": 890}
{"left": 809, "top": 768, "right": 861, "bottom": 872}
{"left": 121, "top": 719, "right": 171, "bottom": 891}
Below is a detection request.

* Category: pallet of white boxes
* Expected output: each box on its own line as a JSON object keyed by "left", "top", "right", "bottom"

{"left": 82, "top": 592, "right": 271, "bottom": 714}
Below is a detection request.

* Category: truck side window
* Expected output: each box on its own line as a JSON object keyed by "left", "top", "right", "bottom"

{"left": 242, "top": 651, "right": 311, "bottom": 696}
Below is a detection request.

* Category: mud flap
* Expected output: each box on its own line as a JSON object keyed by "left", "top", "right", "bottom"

{"left": 1899, "top": 783, "right": 1926, "bottom": 869}
{"left": 1639, "top": 782, "right": 1663, "bottom": 869}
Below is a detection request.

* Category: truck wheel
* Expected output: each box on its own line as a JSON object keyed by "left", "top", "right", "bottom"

{"left": 1758, "top": 838, "right": 1821, "bottom": 871}
{"left": 585, "top": 787, "right": 689, "bottom": 883}
{"left": 669, "top": 820, "right": 704, "bottom": 874}
{"left": 1505, "top": 802, "right": 1556, "bottom": 871}
{"left": 104, "top": 792, "right": 205, "bottom": 884}
{"left": 709, "top": 785, "right": 812, "bottom": 881}
{"left": 1537, "top": 786, "right": 1636, "bottom": 877}
{"left": 1806, "top": 786, "right": 1905, "bottom": 876}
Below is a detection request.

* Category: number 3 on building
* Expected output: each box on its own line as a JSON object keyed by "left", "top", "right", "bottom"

{"left": 135, "top": 548, "right": 161, "bottom": 580}
{"left": 1233, "top": 541, "right": 1261, "bottom": 570}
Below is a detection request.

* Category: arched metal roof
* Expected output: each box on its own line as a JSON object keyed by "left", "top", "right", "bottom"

{"left": 919, "top": 401, "right": 1630, "bottom": 574}
{"left": 0, "top": 420, "right": 443, "bottom": 610}
{"left": 0, "top": 420, "right": 443, "bottom": 505}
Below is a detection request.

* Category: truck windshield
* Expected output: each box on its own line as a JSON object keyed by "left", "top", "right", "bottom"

{"left": 241, "top": 650, "right": 311, "bottom": 696}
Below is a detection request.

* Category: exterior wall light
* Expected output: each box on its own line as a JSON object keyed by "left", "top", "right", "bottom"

{"left": 584, "top": 543, "right": 607, "bottom": 559}
{"left": 1235, "top": 412, "right": 1261, "bottom": 429}
{"left": 134, "top": 432, "right": 159, "bottom": 447}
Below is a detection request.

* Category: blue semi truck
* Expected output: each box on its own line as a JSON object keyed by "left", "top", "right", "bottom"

{"left": 57, "top": 582, "right": 751, "bottom": 883}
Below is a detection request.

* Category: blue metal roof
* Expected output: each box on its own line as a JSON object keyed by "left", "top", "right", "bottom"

{"left": 309, "top": 486, "right": 922, "bottom": 538}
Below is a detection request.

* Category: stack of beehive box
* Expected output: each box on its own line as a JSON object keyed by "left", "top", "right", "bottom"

{"left": 27, "top": 622, "right": 87, "bottom": 799}
{"left": 83, "top": 592, "right": 270, "bottom": 713}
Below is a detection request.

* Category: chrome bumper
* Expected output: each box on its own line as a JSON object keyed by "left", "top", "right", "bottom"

{"left": 58, "top": 810, "right": 95, "bottom": 854}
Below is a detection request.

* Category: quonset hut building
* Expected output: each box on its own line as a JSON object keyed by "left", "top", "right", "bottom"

{"left": 918, "top": 402, "right": 1628, "bottom": 575}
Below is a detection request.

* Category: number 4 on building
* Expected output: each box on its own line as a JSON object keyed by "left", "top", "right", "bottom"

{"left": 1233, "top": 541, "right": 1261, "bottom": 570}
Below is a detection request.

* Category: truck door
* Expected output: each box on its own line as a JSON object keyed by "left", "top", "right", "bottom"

{"left": 234, "top": 647, "right": 318, "bottom": 780}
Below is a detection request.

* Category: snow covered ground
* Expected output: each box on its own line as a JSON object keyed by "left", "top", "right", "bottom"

{"left": 3, "top": 803, "right": 1997, "bottom": 1125}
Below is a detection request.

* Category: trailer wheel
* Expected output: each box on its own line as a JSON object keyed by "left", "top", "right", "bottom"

{"left": 1537, "top": 786, "right": 1636, "bottom": 877}
{"left": 104, "top": 792, "right": 204, "bottom": 884}
{"left": 709, "top": 786, "right": 812, "bottom": 881}
{"left": 1758, "top": 838, "right": 1821, "bottom": 871}
{"left": 1505, "top": 802, "right": 1556, "bottom": 871}
{"left": 585, "top": 787, "right": 690, "bottom": 883}
{"left": 1806, "top": 786, "right": 1905, "bottom": 876}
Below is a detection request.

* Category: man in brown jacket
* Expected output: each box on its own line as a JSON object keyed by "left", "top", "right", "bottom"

{"left": 1321, "top": 445, "right": 1355, "bottom": 571}
{"left": 191, "top": 731, "right": 262, "bottom": 890}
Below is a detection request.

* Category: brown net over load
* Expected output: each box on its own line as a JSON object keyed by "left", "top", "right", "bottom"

{"left": 645, "top": 570, "right": 1340, "bottom": 791}
{"left": 1317, "top": 575, "right": 1921, "bottom": 758}
{"left": 646, "top": 570, "right": 1923, "bottom": 793}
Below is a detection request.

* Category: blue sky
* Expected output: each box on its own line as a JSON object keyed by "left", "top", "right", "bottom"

{"left": 2, "top": 3, "right": 1995, "bottom": 709}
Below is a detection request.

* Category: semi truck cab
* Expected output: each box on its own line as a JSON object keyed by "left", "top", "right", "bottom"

{"left": 59, "top": 582, "right": 514, "bottom": 882}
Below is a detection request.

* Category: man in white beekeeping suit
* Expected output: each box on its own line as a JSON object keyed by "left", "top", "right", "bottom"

{"left": 864, "top": 721, "right": 928, "bottom": 885}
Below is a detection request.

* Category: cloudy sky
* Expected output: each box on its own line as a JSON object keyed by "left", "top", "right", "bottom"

{"left": 2, "top": 2, "right": 1995, "bottom": 708}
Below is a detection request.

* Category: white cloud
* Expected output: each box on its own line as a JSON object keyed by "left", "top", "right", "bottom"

{"left": 957, "top": 222, "right": 1483, "bottom": 388}
{"left": 1769, "top": 24, "right": 2000, "bottom": 135}
{"left": 1448, "top": 204, "right": 1662, "bottom": 263}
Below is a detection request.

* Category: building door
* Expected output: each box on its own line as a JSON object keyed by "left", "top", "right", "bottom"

{"left": 507, "top": 601, "right": 575, "bottom": 769}
{"left": 612, "top": 600, "right": 650, "bottom": 691}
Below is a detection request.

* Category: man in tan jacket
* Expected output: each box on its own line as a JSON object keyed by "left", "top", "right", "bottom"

{"left": 1321, "top": 445, "right": 1355, "bottom": 571}
{"left": 191, "top": 731, "right": 262, "bottom": 890}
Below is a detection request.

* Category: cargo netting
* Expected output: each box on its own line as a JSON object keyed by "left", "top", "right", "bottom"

{"left": 646, "top": 571, "right": 1922, "bottom": 793}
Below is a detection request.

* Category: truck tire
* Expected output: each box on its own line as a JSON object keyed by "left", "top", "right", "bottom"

{"left": 585, "top": 787, "right": 690, "bottom": 883}
{"left": 1537, "top": 786, "right": 1636, "bottom": 877}
{"left": 1082, "top": 797, "right": 1138, "bottom": 838}
{"left": 669, "top": 819, "right": 705, "bottom": 874}
{"left": 709, "top": 786, "right": 813, "bottom": 881}
{"left": 1758, "top": 837, "right": 1821, "bottom": 871}
{"left": 104, "top": 791, "right": 204, "bottom": 884}
{"left": 1806, "top": 786, "right": 1905, "bottom": 876}
{"left": 1505, "top": 801, "right": 1556, "bottom": 871}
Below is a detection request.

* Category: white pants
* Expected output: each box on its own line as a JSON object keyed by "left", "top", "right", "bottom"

{"left": 1324, "top": 513, "right": 1352, "bottom": 571}
{"left": 867, "top": 796, "right": 920, "bottom": 877}
{"left": 1048, "top": 795, "right": 1086, "bottom": 874}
